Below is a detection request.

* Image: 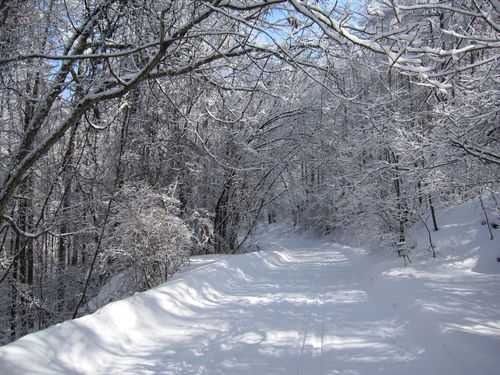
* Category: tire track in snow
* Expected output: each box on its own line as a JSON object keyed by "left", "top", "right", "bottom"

{"left": 296, "top": 274, "right": 327, "bottom": 375}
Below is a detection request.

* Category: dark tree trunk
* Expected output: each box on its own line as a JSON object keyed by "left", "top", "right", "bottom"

{"left": 429, "top": 195, "right": 438, "bottom": 231}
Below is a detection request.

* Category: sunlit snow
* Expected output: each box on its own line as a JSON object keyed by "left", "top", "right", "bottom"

{"left": 0, "top": 201, "right": 499, "bottom": 374}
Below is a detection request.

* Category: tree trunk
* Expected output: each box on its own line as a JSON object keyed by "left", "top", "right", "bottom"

{"left": 429, "top": 195, "right": 438, "bottom": 231}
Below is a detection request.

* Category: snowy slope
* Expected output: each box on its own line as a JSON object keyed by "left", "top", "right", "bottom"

{"left": 0, "top": 202, "right": 499, "bottom": 374}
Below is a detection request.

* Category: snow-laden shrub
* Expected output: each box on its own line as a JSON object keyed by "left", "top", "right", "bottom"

{"left": 186, "top": 208, "right": 214, "bottom": 255}
{"left": 102, "top": 183, "right": 193, "bottom": 293}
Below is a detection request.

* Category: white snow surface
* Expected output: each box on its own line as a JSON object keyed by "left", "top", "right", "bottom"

{"left": 1, "top": 201, "right": 500, "bottom": 374}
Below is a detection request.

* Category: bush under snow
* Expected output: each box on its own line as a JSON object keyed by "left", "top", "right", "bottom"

{"left": 101, "top": 183, "right": 193, "bottom": 294}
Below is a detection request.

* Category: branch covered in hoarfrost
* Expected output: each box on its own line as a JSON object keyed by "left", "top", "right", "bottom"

{"left": 450, "top": 139, "right": 500, "bottom": 165}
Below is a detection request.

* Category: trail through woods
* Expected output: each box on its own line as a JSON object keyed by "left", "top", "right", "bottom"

{"left": 1, "top": 221, "right": 500, "bottom": 374}
{"left": 2, "top": 0, "right": 499, "bottom": 358}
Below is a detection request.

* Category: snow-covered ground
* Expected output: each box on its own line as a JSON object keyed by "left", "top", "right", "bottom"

{"left": 0, "top": 200, "right": 499, "bottom": 374}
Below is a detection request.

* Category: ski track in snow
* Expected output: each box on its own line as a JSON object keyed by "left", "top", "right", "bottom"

{"left": 1, "top": 231, "right": 500, "bottom": 374}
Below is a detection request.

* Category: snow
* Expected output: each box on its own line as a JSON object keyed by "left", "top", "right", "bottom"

{"left": 367, "top": 7, "right": 385, "bottom": 17}
{"left": 1, "top": 201, "right": 499, "bottom": 374}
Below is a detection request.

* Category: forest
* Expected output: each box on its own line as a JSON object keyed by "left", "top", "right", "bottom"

{"left": 0, "top": 0, "right": 498, "bottom": 344}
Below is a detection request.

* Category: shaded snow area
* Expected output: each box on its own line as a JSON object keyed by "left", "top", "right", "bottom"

{"left": 1, "top": 202, "right": 499, "bottom": 374}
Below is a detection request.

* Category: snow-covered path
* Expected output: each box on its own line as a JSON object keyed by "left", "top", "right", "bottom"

{"left": 1, "top": 233, "right": 499, "bottom": 374}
